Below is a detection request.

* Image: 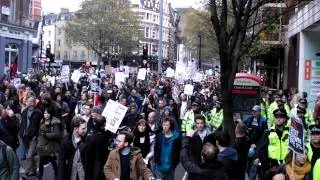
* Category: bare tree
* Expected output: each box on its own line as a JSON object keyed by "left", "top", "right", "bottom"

{"left": 208, "top": 0, "right": 302, "bottom": 139}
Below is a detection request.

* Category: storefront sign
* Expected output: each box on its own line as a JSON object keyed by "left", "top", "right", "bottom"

{"left": 305, "top": 60, "right": 311, "bottom": 80}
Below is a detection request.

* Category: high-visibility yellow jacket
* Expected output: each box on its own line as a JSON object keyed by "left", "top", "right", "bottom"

{"left": 205, "top": 108, "right": 223, "bottom": 129}
{"left": 181, "top": 110, "right": 196, "bottom": 132}
{"left": 267, "top": 102, "right": 290, "bottom": 128}
{"left": 261, "top": 98, "right": 270, "bottom": 119}
{"left": 306, "top": 143, "right": 320, "bottom": 180}
{"left": 267, "top": 126, "right": 289, "bottom": 162}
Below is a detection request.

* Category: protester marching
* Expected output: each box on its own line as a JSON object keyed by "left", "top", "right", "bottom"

{"left": 0, "top": 63, "right": 319, "bottom": 180}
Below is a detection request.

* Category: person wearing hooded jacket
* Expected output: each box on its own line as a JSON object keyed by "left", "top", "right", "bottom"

{"left": 215, "top": 130, "right": 240, "bottom": 180}
{"left": 180, "top": 130, "right": 227, "bottom": 180}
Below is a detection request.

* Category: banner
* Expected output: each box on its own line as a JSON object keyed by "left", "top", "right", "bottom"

{"left": 289, "top": 114, "right": 305, "bottom": 154}
{"left": 60, "top": 65, "right": 70, "bottom": 83}
{"left": 137, "top": 68, "right": 147, "bottom": 80}
{"left": 90, "top": 78, "right": 100, "bottom": 92}
{"left": 184, "top": 84, "right": 194, "bottom": 96}
{"left": 102, "top": 100, "right": 128, "bottom": 133}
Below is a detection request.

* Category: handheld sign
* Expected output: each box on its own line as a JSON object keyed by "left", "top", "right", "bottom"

{"left": 289, "top": 114, "right": 305, "bottom": 154}
{"left": 60, "top": 65, "right": 70, "bottom": 83}
{"left": 184, "top": 84, "right": 194, "bottom": 96}
{"left": 137, "top": 68, "right": 147, "bottom": 80}
{"left": 166, "top": 67, "right": 175, "bottom": 78}
{"left": 13, "top": 78, "right": 21, "bottom": 89}
{"left": 71, "top": 70, "right": 82, "bottom": 83}
{"left": 102, "top": 100, "right": 128, "bottom": 133}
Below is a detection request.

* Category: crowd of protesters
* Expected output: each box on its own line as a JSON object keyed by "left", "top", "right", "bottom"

{"left": 0, "top": 67, "right": 319, "bottom": 180}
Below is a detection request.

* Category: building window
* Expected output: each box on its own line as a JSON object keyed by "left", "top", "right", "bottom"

{"left": 48, "top": 41, "right": 51, "bottom": 45}
{"left": 146, "top": 13, "right": 149, "bottom": 20}
{"left": 145, "top": 27, "right": 149, "bottom": 38}
{"left": 73, "top": 51, "right": 78, "bottom": 60}
{"left": 58, "top": 28, "right": 62, "bottom": 34}
{"left": 48, "top": 30, "right": 51, "bottom": 36}
{"left": 153, "top": 15, "right": 156, "bottom": 22}
{"left": 56, "top": 51, "right": 60, "bottom": 59}
{"left": 80, "top": 51, "right": 85, "bottom": 60}
{"left": 57, "top": 39, "right": 61, "bottom": 46}
{"left": 63, "top": 51, "right": 68, "bottom": 60}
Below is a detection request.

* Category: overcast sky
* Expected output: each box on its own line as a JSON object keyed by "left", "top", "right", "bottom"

{"left": 42, "top": 0, "right": 199, "bottom": 14}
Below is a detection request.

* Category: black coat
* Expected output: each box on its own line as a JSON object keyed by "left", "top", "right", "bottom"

{"left": 19, "top": 107, "right": 42, "bottom": 142}
{"left": 154, "top": 131, "right": 181, "bottom": 170}
{"left": 58, "top": 135, "right": 86, "bottom": 180}
{"left": 180, "top": 137, "right": 228, "bottom": 180}
{"left": 85, "top": 129, "right": 112, "bottom": 180}
{"left": 190, "top": 131, "right": 215, "bottom": 164}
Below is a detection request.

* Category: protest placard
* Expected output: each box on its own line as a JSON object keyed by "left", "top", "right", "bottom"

{"left": 60, "top": 65, "right": 70, "bottom": 83}
{"left": 90, "top": 78, "right": 100, "bottom": 92}
{"left": 13, "top": 78, "right": 21, "bottom": 89}
{"left": 166, "top": 67, "right": 175, "bottom": 78}
{"left": 184, "top": 84, "right": 194, "bottom": 96}
{"left": 102, "top": 100, "right": 128, "bottom": 133}
{"left": 105, "top": 66, "right": 113, "bottom": 75}
{"left": 137, "top": 68, "right": 147, "bottom": 80}
{"left": 71, "top": 70, "right": 82, "bottom": 83}
{"left": 115, "top": 72, "right": 126, "bottom": 87}
{"left": 289, "top": 114, "right": 305, "bottom": 154}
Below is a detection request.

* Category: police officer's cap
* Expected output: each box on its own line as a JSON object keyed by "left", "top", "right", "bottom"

{"left": 299, "top": 98, "right": 308, "bottom": 105}
{"left": 297, "top": 105, "right": 307, "bottom": 115}
{"left": 309, "top": 124, "right": 320, "bottom": 134}
{"left": 216, "top": 100, "right": 223, "bottom": 105}
{"left": 273, "top": 109, "right": 288, "bottom": 119}
{"left": 192, "top": 101, "right": 200, "bottom": 106}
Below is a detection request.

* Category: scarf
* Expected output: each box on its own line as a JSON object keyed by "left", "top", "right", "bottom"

{"left": 285, "top": 161, "right": 311, "bottom": 180}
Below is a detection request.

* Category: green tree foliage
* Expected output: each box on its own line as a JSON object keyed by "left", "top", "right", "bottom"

{"left": 184, "top": 10, "right": 219, "bottom": 61}
{"left": 64, "top": 0, "right": 141, "bottom": 69}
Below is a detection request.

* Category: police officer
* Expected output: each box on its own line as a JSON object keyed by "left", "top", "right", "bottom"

{"left": 255, "top": 109, "right": 289, "bottom": 174}
{"left": 291, "top": 98, "right": 313, "bottom": 126}
{"left": 307, "top": 124, "right": 320, "bottom": 180}
{"left": 181, "top": 101, "right": 201, "bottom": 135}
{"left": 205, "top": 100, "right": 223, "bottom": 130}
{"left": 267, "top": 96, "right": 290, "bottom": 128}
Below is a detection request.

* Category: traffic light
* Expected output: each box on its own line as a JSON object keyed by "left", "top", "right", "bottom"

{"left": 49, "top": 53, "right": 55, "bottom": 63}
{"left": 142, "top": 44, "right": 148, "bottom": 60}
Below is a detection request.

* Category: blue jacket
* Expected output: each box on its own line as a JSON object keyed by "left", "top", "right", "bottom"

{"left": 244, "top": 116, "right": 268, "bottom": 145}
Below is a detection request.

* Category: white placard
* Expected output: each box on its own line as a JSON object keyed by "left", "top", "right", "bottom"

{"left": 102, "top": 100, "right": 128, "bottom": 133}
{"left": 71, "top": 70, "right": 82, "bottom": 83}
{"left": 166, "top": 67, "right": 175, "bottom": 78}
{"left": 50, "top": 76, "right": 55, "bottom": 86}
{"left": 13, "top": 78, "right": 21, "bottom": 89}
{"left": 115, "top": 72, "right": 126, "bottom": 86}
{"left": 137, "top": 68, "right": 147, "bottom": 80}
{"left": 60, "top": 65, "right": 70, "bottom": 83}
{"left": 184, "top": 84, "right": 194, "bottom": 96}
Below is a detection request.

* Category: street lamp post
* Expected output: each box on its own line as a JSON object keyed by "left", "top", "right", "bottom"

{"left": 198, "top": 32, "right": 202, "bottom": 70}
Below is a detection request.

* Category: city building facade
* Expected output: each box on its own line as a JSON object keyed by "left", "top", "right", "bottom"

{"left": 287, "top": 0, "right": 320, "bottom": 109}
{"left": 0, "top": 0, "right": 40, "bottom": 78}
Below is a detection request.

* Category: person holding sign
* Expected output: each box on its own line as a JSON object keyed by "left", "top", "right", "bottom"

{"left": 283, "top": 150, "right": 311, "bottom": 180}
{"left": 255, "top": 109, "right": 289, "bottom": 177}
